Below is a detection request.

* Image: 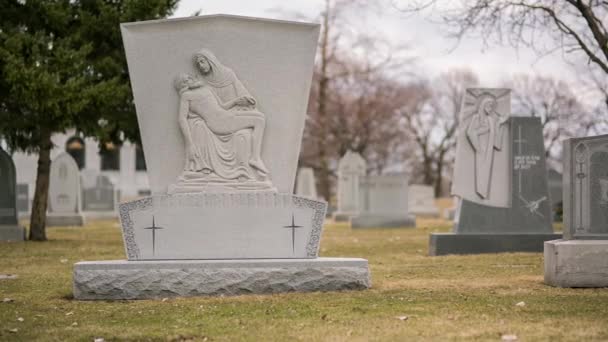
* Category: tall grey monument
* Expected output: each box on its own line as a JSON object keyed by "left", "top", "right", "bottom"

{"left": 545, "top": 134, "right": 608, "bottom": 287}
{"left": 73, "top": 15, "right": 370, "bottom": 300}
{"left": 430, "top": 88, "right": 560, "bottom": 255}
{"left": 0, "top": 147, "right": 25, "bottom": 241}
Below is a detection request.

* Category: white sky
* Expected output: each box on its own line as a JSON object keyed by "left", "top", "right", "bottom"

{"left": 172, "top": 0, "right": 576, "bottom": 87}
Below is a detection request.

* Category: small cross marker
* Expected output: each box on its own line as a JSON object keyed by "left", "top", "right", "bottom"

{"left": 144, "top": 216, "right": 164, "bottom": 256}
{"left": 283, "top": 214, "right": 303, "bottom": 254}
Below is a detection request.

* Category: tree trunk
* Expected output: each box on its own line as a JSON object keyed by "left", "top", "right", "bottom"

{"left": 434, "top": 156, "right": 444, "bottom": 197}
{"left": 29, "top": 130, "right": 52, "bottom": 241}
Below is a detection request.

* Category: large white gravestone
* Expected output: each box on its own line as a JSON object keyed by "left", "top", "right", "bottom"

{"left": 47, "top": 153, "right": 84, "bottom": 227}
{"left": 295, "top": 167, "right": 318, "bottom": 199}
{"left": 429, "top": 88, "right": 560, "bottom": 255}
{"left": 545, "top": 134, "right": 608, "bottom": 287}
{"left": 351, "top": 174, "right": 416, "bottom": 228}
{"left": 333, "top": 151, "right": 366, "bottom": 221}
{"left": 408, "top": 184, "right": 439, "bottom": 217}
{"left": 0, "top": 147, "right": 25, "bottom": 241}
{"left": 73, "top": 15, "right": 370, "bottom": 300}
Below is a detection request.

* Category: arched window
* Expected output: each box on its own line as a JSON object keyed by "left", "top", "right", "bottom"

{"left": 135, "top": 143, "right": 147, "bottom": 171}
{"left": 65, "top": 136, "right": 85, "bottom": 170}
{"left": 100, "top": 141, "right": 121, "bottom": 171}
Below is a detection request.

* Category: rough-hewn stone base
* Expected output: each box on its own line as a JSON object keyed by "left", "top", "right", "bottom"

{"left": 0, "top": 225, "right": 25, "bottom": 241}
{"left": 46, "top": 214, "right": 85, "bottom": 227}
{"left": 73, "top": 257, "right": 371, "bottom": 300}
{"left": 429, "top": 233, "right": 562, "bottom": 256}
{"left": 351, "top": 215, "right": 416, "bottom": 229}
{"left": 544, "top": 239, "right": 608, "bottom": 288}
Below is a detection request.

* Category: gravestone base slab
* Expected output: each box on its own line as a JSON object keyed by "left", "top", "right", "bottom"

{"left": 332, "top": 212, "right": 353, "bottom": 222}
{"left": 83, "top": 212, "right": 118, "bottom": 220}
{"left": 351, "top": 215, "right": 416, "bottom": 229}
{"left": 0, "top": 225, "right": 26, "bottom": 241}
{"left": 73, "top": 257, "right": 371, "bottom": 300}
{"left": 429, "top": 233, "right": 561, "bottom": 256}
{"left": 46, "top": 214, "right": 85, "bottom": 227}
{"left": 544, "top": 239, "right": 608, "bottom": 288}
{"left": 410, "top": 209, "right": 440, "bottom": 218}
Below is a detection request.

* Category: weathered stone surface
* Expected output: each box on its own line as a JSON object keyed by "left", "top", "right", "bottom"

{"left": 430, "top": 233, "right": 561, "bottom": 256}
{"left": 73, "top": 258, "right": 371, "bottom": 300}
{"left": 545, "top": 239, "right": 608, "bottom": 287}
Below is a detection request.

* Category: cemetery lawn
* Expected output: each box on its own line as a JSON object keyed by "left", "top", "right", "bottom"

{"left": 1, "top": 218, "right": 607, "bottom": 341}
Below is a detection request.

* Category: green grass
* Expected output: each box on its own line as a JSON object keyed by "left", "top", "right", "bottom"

{"left": 1, "top": 218, "right": 607, "bottom": 341}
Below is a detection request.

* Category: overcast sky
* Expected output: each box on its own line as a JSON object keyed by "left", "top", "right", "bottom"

{"left": 171, "top": 0, "right": 575, "bottom": 87}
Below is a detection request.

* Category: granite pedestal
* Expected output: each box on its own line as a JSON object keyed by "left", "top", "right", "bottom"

{"left": 430, "top": 233, "right": 561, "bottom": 256}
{"left": 74, "top": 258, "right": 371, "bottom": 300}
{"left": 544, "top": 240, "right": 608, "bottom": 287}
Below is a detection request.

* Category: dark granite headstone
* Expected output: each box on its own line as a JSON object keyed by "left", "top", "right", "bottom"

{"left": 0, "top": 148, "right": 17, "bottom": 225}
{"left": 430, "top": 117, "right": 560, "bottom": 255}
{"left": 0, "top": 147, "right": 25, "bottom": 240}
{"left": 82, "top": 175, "right": 115, "bottom": 211}
{"left": 563, "top": 134, "right": 608, "bottom": 239}
{"left": 16, "top": 184, "right": 29, "bottom": 213}
{"left": 544, "top": 134, "right": 608, "bottom": 287}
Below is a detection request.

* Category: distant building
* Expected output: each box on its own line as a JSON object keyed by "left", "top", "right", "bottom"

{"left": 12, "top": 131, "right": 150, "bottom": 208}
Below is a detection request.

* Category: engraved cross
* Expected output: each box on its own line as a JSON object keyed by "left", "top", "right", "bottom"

{"left": 144, "top": 216, "right": 164, "bottom": 257}
{"left": 283, "top": 214, "right": 303, "bottom": 255}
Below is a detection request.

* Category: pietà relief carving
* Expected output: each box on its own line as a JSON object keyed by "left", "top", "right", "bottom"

{"left": 169, "top": 49, "right": 276, "bottom": 193}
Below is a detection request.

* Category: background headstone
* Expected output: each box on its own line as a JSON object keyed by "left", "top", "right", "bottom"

{"left": 0, "top": 147, "right": 25, "bottom": 241}
{"left": 16, "top": 184, "right": 29, "bottom": 213}
{"left": 295, "top": 167, "right": 318, "bottom": 199}
{"left": 47, "top": 153, "right": 84, "bottom": 226}
{"left": 545, "top": 134, "right": 608, "bottom": 287}
{"left": 430, "top": 91, "right": 560, "bottom": 255}
{"left": 334, "top": 151, "right": 366, "bottom": 221}
{"left": 81, "top": 172, "right": 116, "bottom": 212}
{"left": 351, "top": 173, "right": 416, "bottom": 228}
{"left": 408, "top": 184, "right": 439, "bottom": 217}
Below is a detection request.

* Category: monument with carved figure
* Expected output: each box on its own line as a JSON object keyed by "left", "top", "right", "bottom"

{"left": 429, "top": 88, "right": 560, "bottom": 255}
{"left": 545, "top": 134, "right": 608, "bottom": 287}
{"left": 73, "top": 15, "right": 370, "bottom": 299}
